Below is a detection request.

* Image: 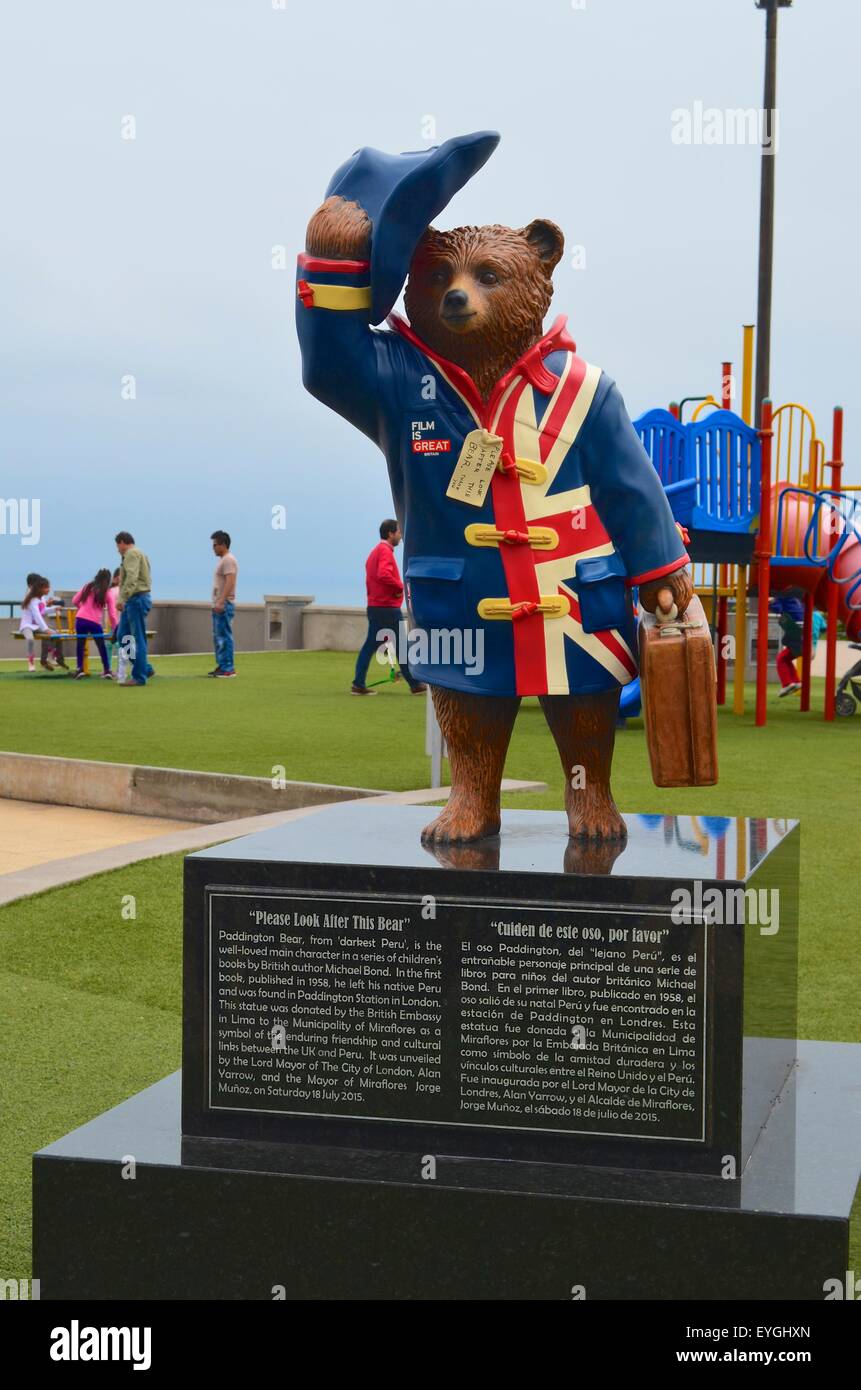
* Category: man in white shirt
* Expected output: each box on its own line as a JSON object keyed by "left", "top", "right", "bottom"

{"left": 210, "top": 530, "right": 238, "bottom": 678}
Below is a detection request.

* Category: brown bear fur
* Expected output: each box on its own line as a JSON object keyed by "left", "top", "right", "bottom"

{"left": 305, "top": 196, "right": 692, "bottom": 848}
{"left": 404, "top": 221, "right": 562, "bottom": 400}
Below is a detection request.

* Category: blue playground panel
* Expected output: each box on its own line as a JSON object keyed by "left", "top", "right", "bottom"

{"left": 633, "top": 409, "right": 688, "bottom": 485}
{"left": 634, "top": 408, "right": 760, "bottom": 535}
{"left": 689, "top": 411, "right": 760, "bottom": 534}
{"left": 633, "top": 409, "right": 697, "bottom": 526}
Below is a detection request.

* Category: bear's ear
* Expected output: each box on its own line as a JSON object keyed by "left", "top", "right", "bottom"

{"left": 521, "top": 219, "right": 564, "bottom": 272}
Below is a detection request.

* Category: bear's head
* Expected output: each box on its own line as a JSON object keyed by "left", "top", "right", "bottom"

{"left": 404, "top": 219, "right": 564, "bottom": 399}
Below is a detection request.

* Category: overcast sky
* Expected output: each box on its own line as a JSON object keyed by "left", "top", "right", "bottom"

{"left": 1, "top": 0, "right": 857, "bottom": 603}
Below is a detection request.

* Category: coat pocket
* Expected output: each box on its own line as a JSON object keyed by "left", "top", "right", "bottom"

{"left": 575, "top": 553, "right": 628, "bottom": 634}
{"left": 405, "top": 556, "right": 466, "bottom": 630}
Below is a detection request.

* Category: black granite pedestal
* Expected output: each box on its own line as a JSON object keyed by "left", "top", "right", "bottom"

{"left": 31, "top": 806, "right": 861, "bottom": 1300}
{"left": 32, "top": 1046, "right": 860, "bottom": 1299}
{"left": 183, "top": 805, "right": 799, "bottom": 1176}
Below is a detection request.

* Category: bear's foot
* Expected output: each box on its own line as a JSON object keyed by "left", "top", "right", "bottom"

{"left": 566, "top": 791, "right": 627, "bottom": 842}
{"left": 421, "top": 796, "right": 501, "bottom": 845}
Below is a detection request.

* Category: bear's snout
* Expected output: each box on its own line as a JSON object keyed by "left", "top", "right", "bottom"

{"left": 443, "top": 288, "right": 469, "bottom": 311}
{"left": 441, "top": 286, "right": 476, "bottom": 329}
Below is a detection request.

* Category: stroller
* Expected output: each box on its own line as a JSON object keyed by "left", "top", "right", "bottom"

{"left": 835, "top": 643, "right": 861, "bottom": 717}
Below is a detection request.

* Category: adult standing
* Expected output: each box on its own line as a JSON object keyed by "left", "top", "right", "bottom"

{"left": 210, "top": 530, "right": 238, "bottom": 678}
{"left": 115, "top": 531, "right": 154, "bottom": 687}
{"left": 352, "top": 519, "right": 426, "bottom": 696}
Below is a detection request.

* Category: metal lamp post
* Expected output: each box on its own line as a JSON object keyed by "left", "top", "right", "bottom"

{"left": 754, "top": 0, "right": 793, "bottom": 423}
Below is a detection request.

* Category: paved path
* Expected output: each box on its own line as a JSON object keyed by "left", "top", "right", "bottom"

{"left": 0, "top": 798, "right": 194, "bottom": 876}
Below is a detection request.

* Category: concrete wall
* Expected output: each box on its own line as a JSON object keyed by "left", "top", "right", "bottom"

{"left": 0, "top": 752, "right": 386, "bottom": 823}
{"left": 0, "top": 595, "right": 320, "bottom": 659}
{"left": 147, "top": 601, "right": 264, "bottom": 656}
{"left": 302, "top": 605, "right": 367, "bottom": 652}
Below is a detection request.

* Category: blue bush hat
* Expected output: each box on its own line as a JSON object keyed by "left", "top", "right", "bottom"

{"left": 324, "top": 130, "right": 500, "bottom": 324}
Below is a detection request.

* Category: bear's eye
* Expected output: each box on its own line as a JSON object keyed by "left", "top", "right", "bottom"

{"left": 477, "top": 269, "right": 499, "bottom": 286}
{"left": 428, "top": 268, "right": 449, "bottom": 287}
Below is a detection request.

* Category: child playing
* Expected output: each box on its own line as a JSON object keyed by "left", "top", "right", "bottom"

{"left": 771, "top": 591, "right": 827, "bottom": 697}
{"left": 19, "top": 576, "right": 55, "bottom": 672}
{"left": 72, "top": 568, "right": 118, "bottom": 679}
{"left": 39, "top": 576, "right": 71, "bottom": 670}
{"left": 23, "top": 571, "right": 68, "bottom": 671}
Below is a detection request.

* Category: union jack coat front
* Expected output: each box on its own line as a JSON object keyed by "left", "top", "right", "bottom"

{"left": 296, "top": 254, "right": 689, "bottom": 698}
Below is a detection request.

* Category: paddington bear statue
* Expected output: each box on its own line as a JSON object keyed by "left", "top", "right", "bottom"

{"left": 296, "top": 131, "right": 694, "bottom": 846}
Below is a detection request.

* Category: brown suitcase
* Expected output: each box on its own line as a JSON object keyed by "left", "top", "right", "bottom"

{"left": 638, "top": 593, "right": 719, "bottom": 787}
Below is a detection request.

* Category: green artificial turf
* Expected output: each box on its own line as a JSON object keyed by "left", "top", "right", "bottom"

{"left": 0, "top": 651, "right": 433, "bottom": 789}
{"left": 1, "top": 650, "right": 859, "bottom": 1284}
{"left": 0, "top": 853, "right": 186, "bottom": 1284}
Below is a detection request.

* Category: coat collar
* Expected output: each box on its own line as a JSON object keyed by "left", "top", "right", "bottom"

{"left": 387, "top": 312, "right": 577, "bottom": 426}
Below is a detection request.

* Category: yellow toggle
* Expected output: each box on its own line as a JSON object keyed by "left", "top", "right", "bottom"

{"left": 465, "top": 524, "right": 558, "bottom": 551}
{"left": 299, "top": 282, "right": 372, "bottom": 311}
{"left": 497, "top": 456, "right": 548, "bottom": 484}
{"left": 478, "top": 595, "right": 570, "bottom": 621}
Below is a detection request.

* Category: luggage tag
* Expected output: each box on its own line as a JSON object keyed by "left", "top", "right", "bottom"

{"left": 445, "top": 429, "right": 503, "bottom": 507}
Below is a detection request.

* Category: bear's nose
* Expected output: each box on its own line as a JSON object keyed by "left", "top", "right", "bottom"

{"left": 443, "top": 289, "right": 470, "bottom": 311}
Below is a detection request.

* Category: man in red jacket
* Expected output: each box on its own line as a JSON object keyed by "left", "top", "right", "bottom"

{"left": 352, "top": 520, "right": 427, "bottom": 696}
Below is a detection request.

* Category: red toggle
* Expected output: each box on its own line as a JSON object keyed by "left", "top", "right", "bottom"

{"left": 521, "top": 347, "right": 559, "bottom": 395}
{"left": 296, "top": 279, "right": 315, "bottom": 308}
{"left": 502, "top": 529, "right": 530, "bottom": 545}
{"left": 519, "top": 320, "right": 577, "bottom": 393}
{"left": 675, "top": 523, "right": 691, "bottom": 545}
{"left": 500, "top": 449, "right": 518, "bottom": 475}
{"left": 511, "top": 601, "right": 538, "bottom": 621}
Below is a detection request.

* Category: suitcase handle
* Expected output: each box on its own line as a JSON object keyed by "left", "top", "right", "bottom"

{"left": 655, "top": 587, "right": 679, "bottom": 626}
{"left": 652, "top": 586, "right": 706, "bottom": 637}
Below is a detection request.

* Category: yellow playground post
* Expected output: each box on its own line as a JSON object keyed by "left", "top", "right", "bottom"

{"left": 741, "top": 325, "right": 754, "bottom": 426}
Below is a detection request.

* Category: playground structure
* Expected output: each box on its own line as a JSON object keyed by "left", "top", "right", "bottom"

{"left": 627, "top": 324, "right": 861, "bottom": 725}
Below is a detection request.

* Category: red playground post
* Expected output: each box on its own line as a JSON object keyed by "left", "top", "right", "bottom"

{"left": 755, "top": 399, "right": 774, "bottom": 727}
{"left": 824, "top": 405, "right": 844, "bottom": 721}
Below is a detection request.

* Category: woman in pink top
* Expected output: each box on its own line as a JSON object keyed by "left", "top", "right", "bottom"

{"left": 72, "top": 569, "right": 118, "bottom": 679}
